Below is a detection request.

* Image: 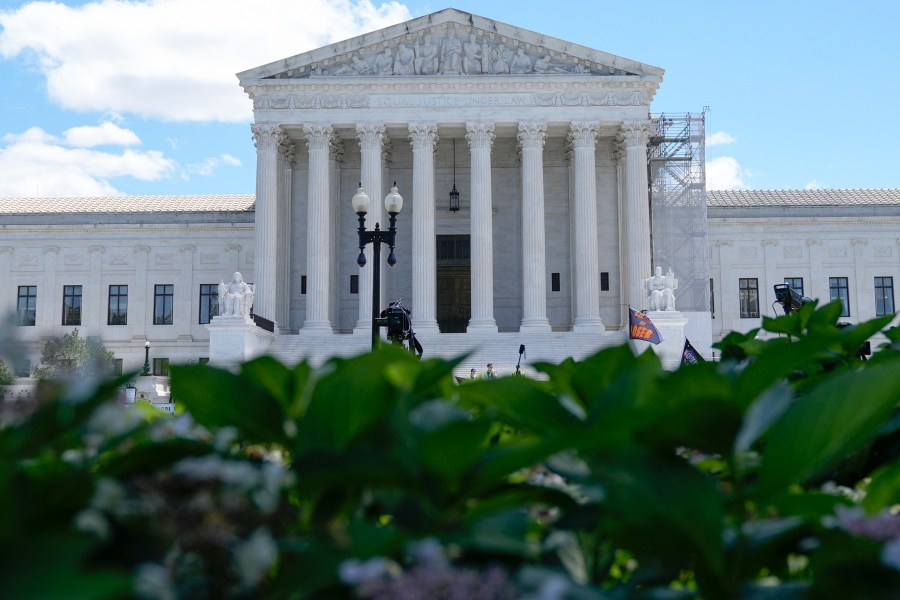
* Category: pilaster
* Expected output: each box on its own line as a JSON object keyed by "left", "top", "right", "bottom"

{"left": 42, "top": 246, "right": 59, "bottom": 330}
{"left": 177, "top": 245, "right": 195, "bottom": 331}
{"left": 276, "top": 133, "right": 295, "bottom": 331}
{"left": 466, "top": 121, "right": 498, "bottom": 333}
{"left": 132, "top": 245, "right": 151, "bottom": 335}
{"left": 87, "top": 245, "right": 105, "bottom": 336}
{"left": 517, "top": 121, "right": 551, "bottom": 332}
{"left": 0, "top": 247, "right": 13, "bottom": 322}
{"left": 409, "top": 122, "right": 440, "bottom": 334}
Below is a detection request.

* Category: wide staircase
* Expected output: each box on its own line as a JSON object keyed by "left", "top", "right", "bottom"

{"left": 267, "top": 329, "right": 628, "bottom": 379}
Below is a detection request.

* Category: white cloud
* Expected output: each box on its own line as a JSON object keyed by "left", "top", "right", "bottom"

{"left": 706, "top": 156, "right": 747, "bottom": 190}
{"left": 706, "top": 131, "right": 736, "bottom": 147}
{"left": 0, "top": 125, "right": 176, "bottom": 196}
{"left": 804, "top": 180, "right": 825, "bottom": 190}
{"left": 0, "top": 0, "right": 413, "bottom": 122}
{"left": 185, "top": 153, "right": 242, "bottom": 177}
{"left": 63, "top": 122, "right": 141, "bottom": 147}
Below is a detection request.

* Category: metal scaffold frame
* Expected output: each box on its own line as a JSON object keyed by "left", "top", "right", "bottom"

{"left": 648, "top": 111, "right": 710, "bottom": 313}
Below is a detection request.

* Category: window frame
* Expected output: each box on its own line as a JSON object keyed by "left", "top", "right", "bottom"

{"left": 829, "top": 277, "right": 850, "bottom": 317}
{"left": 16, "top": 285, "right": 37, "bottom": 326}
{"left": 199, "top": 283, "right": 219, "bottom": 325}
{"left": 152, "top": 357, "right": 170, "bottom": 376}
{"left": 875, "top": 276, "right": 895, "bottom": 317}
{"left": 108, "top": 284, "right": 128, "bottom": 325}
{"left": 784, "top": 277, "right": 804, "bottom": 298}
{"left": 62, "top": 284, "right": 83, "bottom": 326}
{"left": 739, "top": 278, "right": 760, "bottom": 319}
{"left": 153, "top": 284, "right": 174, "bottom": 325}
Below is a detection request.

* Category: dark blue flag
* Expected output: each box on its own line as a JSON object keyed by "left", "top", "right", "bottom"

{"left": 628, "top": 308, "right": 664, "bottom": 345}
{"left": 680, "top": 337, "right": 705, "bottom": 366}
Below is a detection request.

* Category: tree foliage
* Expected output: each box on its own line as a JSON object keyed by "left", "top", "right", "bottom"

{"left": 33, "top": 328, "right": 115, "bottom": 379}
{"left": 0, "top": 301, "right": 899, "bottom": 599}
{"left": 0, "top": 360, "right": 14, "bottom": 386}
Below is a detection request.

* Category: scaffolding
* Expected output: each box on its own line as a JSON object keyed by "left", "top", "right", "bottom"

{"left": 647, "top": 112, "right": 710, "bottom": 313}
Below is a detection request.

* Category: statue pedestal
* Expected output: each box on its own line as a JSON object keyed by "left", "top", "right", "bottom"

{"left": 206, "top": 316, "right": 276, "bottom": 368}
{"left": 641, "top": 311, "right": 688, "bottom": 369}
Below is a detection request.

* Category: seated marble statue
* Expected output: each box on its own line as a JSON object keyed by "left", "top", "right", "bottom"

{"left": 644, "top": 266, "right": 678, "bottom": 311}
{"left": 218, "top": 272, "right": 255, "bottom": 317}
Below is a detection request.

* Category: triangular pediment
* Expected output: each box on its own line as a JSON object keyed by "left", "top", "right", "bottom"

{"left": 237, "top": 8, "right": 663, "bottom": 83}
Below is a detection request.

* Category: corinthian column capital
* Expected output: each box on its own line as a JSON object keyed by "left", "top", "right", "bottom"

{"left": 303, "top": 123, "right": 335, "bottom": 151}
{"left": 465, "top": 121, "right": 495, "bottom": 149}
{"left": 251, "top": 123, "right": 281, "bottom": 151}
{"left": 568, "top": 121, "right": 599, "bottom": 148}
{"left": 277, "top": 132, "right": 295, "bottom": 164}
{"left": 618, "top": 120, "right": 652, "bottom": 147}
{"left": 408, "top": 122, "right": 439, "bottom": 150}
{"left": 356, "top": 123, "right": 386, "bottom": 150}
{"left": 517, "top": 121, "right": 547, "bottom": 149}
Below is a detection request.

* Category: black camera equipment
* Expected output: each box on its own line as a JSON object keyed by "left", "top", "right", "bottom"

{"left": 515, "top": 344, "right": 525, "bottom": 376}
{"left": 773, "top": 283, "right": 812, "bottom": 314}
{"left": 836, "top": 321, "right": 872, "bottom": 361}
{"left": 378, "top": 299, "right": 423, "bottom": 356}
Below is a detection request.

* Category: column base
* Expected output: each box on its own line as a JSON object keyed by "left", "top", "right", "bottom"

{"left": 411, "top": 319, "right": 440, "bottom": 335}
{"left": 519, "top": 318, "right": 552, "bottom": 333}
{"left": 467, "top": 318, "right": 498, "bottom": 334}
{"left": 572, "top": 317, "right": 605, "bottom": 334}
{"left": 303, "top": 319, "right": 333, "bottom": 332}
{"left": 354, "top": 321, "right": 373, "bottom": 335}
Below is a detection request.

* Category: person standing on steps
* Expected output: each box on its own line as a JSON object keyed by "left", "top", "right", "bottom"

{"left": 483, "top": 363, "right": 496, "bottom": 379}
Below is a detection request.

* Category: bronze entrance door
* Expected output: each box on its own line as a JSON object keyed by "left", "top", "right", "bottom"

{"left": 436, "top": 235, "right": 470, "bottom": 333}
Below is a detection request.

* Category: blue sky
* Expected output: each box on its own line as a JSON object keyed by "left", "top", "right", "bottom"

{"left": 1, "top": 0, "right": 898, "bottom": 197}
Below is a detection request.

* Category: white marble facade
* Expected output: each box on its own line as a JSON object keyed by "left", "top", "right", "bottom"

{"left": 239, "top": 8, "right": 662, "bottom": 340}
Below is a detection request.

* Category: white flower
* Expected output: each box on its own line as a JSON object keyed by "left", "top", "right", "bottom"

{"left": 92, "top": 477, "right": 126, "bottom": 512}
{"left": 134, "top": 563, "right": 176, "bottom": 600}
{"left": 882, "top": 537, "right": 900, "bottom": 571}
{"left": 234, "top": 527, "right": 278, "bottom": 586}
{"left": 74, "top": 508, "right": 109, "bottom": 539}
{"left": 339, "top": 557, "right": 393, "bottom": 585}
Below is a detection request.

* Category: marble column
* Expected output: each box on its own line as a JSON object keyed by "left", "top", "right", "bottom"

{"left": 0, "top": 247, "right": 14, "bottom": 322}
{"left": 251, "top": 123, "right": 281, "bottom": 323}
{"left": 303, "top": 123, "right": 334, "bottom": 331}
{"left": 568, "top": 121, "right": 604, "bottom": 332}
{"left": 87, "top": 245, "right": 105, "bottom": 336}
{"left": 276, "top": 134, "right": 295, "bottom": 331}
{"left": 409, "top": 122, "right": 440, "bottom": 334}
{"left": 618, "top": 120, "right": 653, "bottom": 314}
{"left": 466, "top": 121, "right": 498, "bottom": 334}
{"left": 518, "top": 121, "right": 551, "bottom": 332}
{"left": 355, "top": 123, "right": 386, "bottom": 333}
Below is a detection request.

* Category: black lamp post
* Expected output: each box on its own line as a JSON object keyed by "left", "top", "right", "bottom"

{"left": 449, "top": 138, "right": 460, "bottom": 212}
{"left": 353, "top": 182, "right": 403, "bottom": 350}
{"left": 142, "top": 340, "right": 151, "bottom": 376}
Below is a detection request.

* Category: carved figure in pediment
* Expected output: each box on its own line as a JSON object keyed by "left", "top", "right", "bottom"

{"left": 351, "top": 53, "right": 370, "bottom": 75}
{"left": 462, "top": 33, "right": 484, "bottom": 74}
{"left": 510, "top": 48, "right": 532, "bottom": 74}
{"left": 534, "top": 54, "right": 568, "bottom": 74}
{"left": 373, "top": 48, "right": 394, "bottom": 75}
{"left": 414, "top": 33, "right": 439, "bottom": 75}
{"left": 394, "top": 44, "right": 415, "bottom": 75}
{"left": 440, "top": 28, "right": 463, "bottom": 74}
{"left": 490, "top": 43, "right": 511, "bottom": 74}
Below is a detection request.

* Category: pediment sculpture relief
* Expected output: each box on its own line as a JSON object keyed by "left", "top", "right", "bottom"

{"left": 268, "top": 26, "right": 637, "bottom": 79}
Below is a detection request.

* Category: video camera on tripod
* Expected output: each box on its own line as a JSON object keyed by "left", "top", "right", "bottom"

{"left": 773, "top": 283, "right": 812, "bottom": 315}
{"left": 378, "top": 299, "right": 423, "bottom": 356}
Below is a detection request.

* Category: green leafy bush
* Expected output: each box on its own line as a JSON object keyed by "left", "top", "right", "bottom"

{"left": 1, "top": 301, "right": 898, "bottom": 599}
{"left": 32, "top": 328, "right": 115, "bottom": 379}
{"left": 0, "top": 360, "right": 14, "bottom": 386}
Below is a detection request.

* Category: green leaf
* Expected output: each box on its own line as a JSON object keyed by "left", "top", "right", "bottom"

{"left": 757, "top": 361, "right": 900, "bottom": 498}
{"left": 170, "top": 364, "right": 288, "bottom": 445}
{"left": 418, "top": 417, "right": 493, "bottom": 485}
{"left": 457, "top": 377, "right": 583, "bottom": 434}
{"left": 862, "top": 461, "right": 900, "bottom": 514}
{"left": 98, "top": 438, "right": 212, "bottom": 478}
{"left": 734, "top": 383, "right": 793, "bottom": 455}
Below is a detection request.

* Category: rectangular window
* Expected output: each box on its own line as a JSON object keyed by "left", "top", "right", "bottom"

{"left": 113, "top": 358, "right": 123, "bottom": 376}
{"left": 152, "top": 357, "right": 170, "bottom": 376}
{"left": 62, "top": 285, "right": 82, "bottom": 326}
{"left": 710, "top": 278, "right": 716, "bottom": 319}
{"left": 198, "top": 357, "right": 209, "bottom": 365}
{"left": 829, "top": 277, "right": 850, "bottom": 317}
{"left": 153, "top": 284, "right": 174, "bottom": 325}
{"left": 350, "top": 275, "right": 359, "bottom": 294}
{"left": 199, "top": 284, "right": 219, "bottom": 324}
{"left": 875, "top": 276, "right": 895, "bottom": 316}
{"left": 551, "top": 272, "right": 561, "bottom": 292}
{"left": 301, "top": 275, "right": 307, "bottom": 295}
{"left": 16, "top": 286, "right": 37, "bottom": 326}
{"left": 600, "top": 272, "right": 610, "bottom": 292}
{"left": 108, "top": 285, "right": 128, "bottom": 325}
{"left": 784, "top": 277, "right": 804, "bottom": 297}
{"left": 739, "top": 278, "right": 759, "bottom": 318}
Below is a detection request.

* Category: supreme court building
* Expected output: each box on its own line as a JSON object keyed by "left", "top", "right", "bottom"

{"left": 2, "top": 9, "right": 898, "bottom": 378}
